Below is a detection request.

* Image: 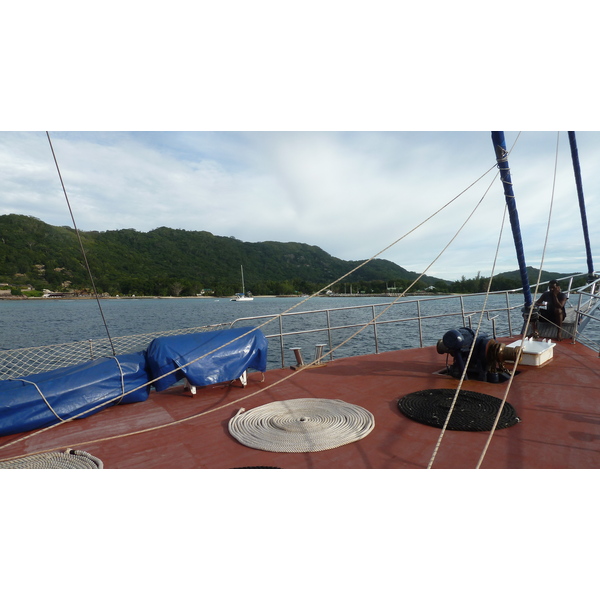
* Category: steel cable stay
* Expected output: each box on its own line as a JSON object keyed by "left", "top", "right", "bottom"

{"left": 0, "top": 156, "right": 504, "bottom": 459}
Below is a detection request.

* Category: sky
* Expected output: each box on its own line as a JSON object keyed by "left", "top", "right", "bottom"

{"left": 1, "top": 130, "right": 599, "bottom": 281}
{"left": 3, "top": 4, "right": 600, "bottom": 284}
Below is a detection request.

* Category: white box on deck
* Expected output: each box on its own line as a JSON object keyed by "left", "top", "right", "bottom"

{"left": 506, "top": 338, "right": 556, "bottom": 367}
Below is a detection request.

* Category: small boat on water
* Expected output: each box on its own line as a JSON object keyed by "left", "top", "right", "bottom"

{"left": 230, "top": 265, "right": 253, "bottom": 301}
{"left": 1, "top": 132, "right": 599, "bottom": 470}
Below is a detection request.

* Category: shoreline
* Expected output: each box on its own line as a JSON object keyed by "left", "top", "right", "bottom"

{"left": 1, "top": 291, "right": 471, "bottom": 301}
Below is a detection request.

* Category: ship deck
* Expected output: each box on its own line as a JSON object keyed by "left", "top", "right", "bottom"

{"left": 1, "top": 337, "right": 599, "bottom": 469}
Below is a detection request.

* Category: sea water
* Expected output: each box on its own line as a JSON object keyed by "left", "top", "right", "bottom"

{"left": 2, "top": 295, "right": 599, "bottom": 369}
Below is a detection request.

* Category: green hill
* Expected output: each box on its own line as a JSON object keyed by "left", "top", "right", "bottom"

{"left": 497, "top": 266, "right": 581, "bottom": 286}
{"left": 0, "top": 214, "right": 445, "bottom": 296}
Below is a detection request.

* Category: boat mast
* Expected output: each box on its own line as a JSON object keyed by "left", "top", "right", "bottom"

{"left": 568, "top": 131, "right": 595, "bottom": 280}
{"left": 241, "top": 265, "right": 245, "bottom": 295}
{"left": 491, "top": 131, "right": 533, "bottom": 308}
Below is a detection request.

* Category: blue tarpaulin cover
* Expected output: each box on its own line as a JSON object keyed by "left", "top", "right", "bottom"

{"left": 0, "top": 352, "right": 150, "bottom": 436}
{"left": 146, "top": 327, "right": 268, "bottom": 391}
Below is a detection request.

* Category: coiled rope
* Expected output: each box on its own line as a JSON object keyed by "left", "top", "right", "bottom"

{"left": 0, "top": 448, "right": 103, "bottom": 469}
{"left": 228, "top": 398, "right": 375, "bottom": 453}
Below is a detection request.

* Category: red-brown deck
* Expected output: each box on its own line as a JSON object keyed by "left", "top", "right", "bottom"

{"left": 1, "top": 337, "right": 599, "bottom": 468}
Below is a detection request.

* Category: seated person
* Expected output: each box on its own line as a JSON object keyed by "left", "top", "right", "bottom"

{"left": 531, "top": 280, "right": 567, "bottom": 341}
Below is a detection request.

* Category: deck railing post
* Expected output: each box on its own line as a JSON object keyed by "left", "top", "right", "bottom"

{"left": 417, "top": 300, "right": 424, "bottom": 347}
{"left": 489, "top": 314, "right": 498, "bottom": 338}
{"left": 573, "top": 292, "right": 583, "bottom": 344}
{"left": 278, "top": 315, "right": 285, "bottom": 368}
{"left": 220, "top": 291, "right": 599, "bottom": 368}
{"left": 505, "top": 292, "right": 513, "bottom": 336}
{"left": 326, "top": 310, "right": 334, "bottom": 360}
{"left": 372, "top": 305, "right": 380, "bottom": 353}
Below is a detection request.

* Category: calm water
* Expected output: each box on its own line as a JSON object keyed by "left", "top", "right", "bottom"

{"left": 2, "top": 294, "right": 599, "bottom": 369}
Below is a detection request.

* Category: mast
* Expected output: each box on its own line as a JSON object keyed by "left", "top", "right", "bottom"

{"left": 491, "top": 131, "right": 533, "bottom": 307}
{"left": 241, "top": 265, "right": 245, "bottom": 295}
{"left": 568, "top": 131, "right": 595, "bottom": 279}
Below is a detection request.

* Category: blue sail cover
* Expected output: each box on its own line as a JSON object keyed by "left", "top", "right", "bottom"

{"left": 0, "top": 352, "right": 150, "bottom": 437}
{"left": 146, "top": 327, "right": 268, "bottom": 392}
{"left": 568, "top": 131, "right": 595, "bottom": 276}
{"left": 491, "top": 131, "right": 533, "bottom": 307}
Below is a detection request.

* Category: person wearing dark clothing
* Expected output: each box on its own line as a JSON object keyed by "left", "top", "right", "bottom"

{"left": 531, "top": 280, "right": 567, "bottom": 341}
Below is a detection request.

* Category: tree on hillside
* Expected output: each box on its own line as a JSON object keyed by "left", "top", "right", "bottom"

{"left": 170, "top": 282, "right": 184, "bottom": 297}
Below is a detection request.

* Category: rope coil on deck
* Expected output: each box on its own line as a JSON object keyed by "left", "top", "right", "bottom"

{"left": 398, "top": 389, "right": 520, "bottom": 432}
{"left": 0, "top": 448, "right": 103, "bottom": 469}
{"left": 228, "top": 398, "right": 375, "bottom": 453}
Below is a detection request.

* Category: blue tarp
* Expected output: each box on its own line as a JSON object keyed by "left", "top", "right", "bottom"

{"left": 0, "top": 327, "right": 268, "bottom": 437}
{"left": 0, "top": 352, "right": 150, "bottom": 436}
{"left": 146, "top": 327, "right": 268, "bottom": 391}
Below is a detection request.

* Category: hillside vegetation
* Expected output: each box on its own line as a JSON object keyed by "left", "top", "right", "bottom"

{"left": 0, "top": 214, "right": 586, "bottom": 296}
{"left": 1, "top": 214, "right": 445, "bottom": 296}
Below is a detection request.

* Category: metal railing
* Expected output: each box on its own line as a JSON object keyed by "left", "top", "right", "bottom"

{"left": 230, "top": 278, "right": 600, "bottom": 367}
{"left": 3, "top": 275, "right": 598, "bottom": 379}
{"left": 230, "top": 291, "right": 525, "bottom": 368}
{"left": 571, "top": 278, "right": 600, "bottom": 351}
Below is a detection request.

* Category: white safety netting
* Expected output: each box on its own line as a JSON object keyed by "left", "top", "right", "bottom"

{"left": 0, "top": 323, "right": 230, "bottom": 380}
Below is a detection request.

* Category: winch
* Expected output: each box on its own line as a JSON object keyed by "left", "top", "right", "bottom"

{"left": 436, "top": 327, "right": 520, "bottom": 383}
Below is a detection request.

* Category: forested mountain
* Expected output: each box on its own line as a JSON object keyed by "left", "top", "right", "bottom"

{"left": 1, "top": 215, "right": 588, "bottom": 297}
{"left": 498, "top": 267, "right": 576, "bottom": 286}
{"left": 0, "top": 214, "right": 445, "bottom": 296}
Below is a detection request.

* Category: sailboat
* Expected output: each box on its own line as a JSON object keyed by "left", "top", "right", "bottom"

{"left": 1, "top": 131, "right": 599, "bottom": 470}
{"left": 230, "top": 265, "right": 254, "bottom": 301}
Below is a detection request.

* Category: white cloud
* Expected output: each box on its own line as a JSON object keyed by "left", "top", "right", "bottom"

{"left": 1, "top": 130, "right": 598, "bottom": 281}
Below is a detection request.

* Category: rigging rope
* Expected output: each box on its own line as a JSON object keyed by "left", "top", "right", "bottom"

{"left": 0, "top": 158, "right": 505, "bottom": 460}
{"left": 426, "top": 133, "right": 578, "bottom": 468}
{"left": 427, "top": 199, "right": 508, "bottom": 468}
{"left": 475, "top": 132, "right": 561, "bottom": 469}
{"left": 426, "top": 133, "right": 527, "bottom": 468}
{"left": 46, "top": 132, "right": 116, "bottom": 356}
{"left": 11, "top": 378, "right": 66, "bottom": 422}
